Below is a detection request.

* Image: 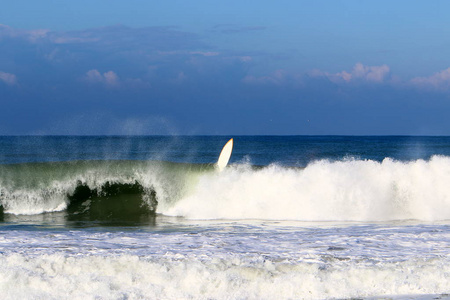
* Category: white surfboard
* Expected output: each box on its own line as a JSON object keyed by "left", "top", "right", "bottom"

{"left": 216, "top": 138, "right": 233, "bottom": 172}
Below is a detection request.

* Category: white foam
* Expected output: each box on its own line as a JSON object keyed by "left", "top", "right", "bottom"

{"left": 1, "top": 221, "right": 449, "bottom": 299}
{"left": 0, "top": 252, "right": 448, "bottom": 299}
{"left": 163, "top": 156, "right": 450, "bottom": 221}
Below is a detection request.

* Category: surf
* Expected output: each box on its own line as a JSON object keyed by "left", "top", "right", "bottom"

{"left": 164, "top": 155, "right": 450, "bottom": 221}
{"left": 2, "top": 155, "right": 450, "bottom": 222}
{"left": 0, "top": 160, "right": 208, "bottom": 220}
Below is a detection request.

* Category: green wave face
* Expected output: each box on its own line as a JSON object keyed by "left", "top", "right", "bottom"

{"left": 0, "top": 160, "right": 211, "bottom": 223}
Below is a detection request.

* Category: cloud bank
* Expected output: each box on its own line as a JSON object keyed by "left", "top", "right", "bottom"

{"left": 411, "top": 68, "right": 450, "bottom": 90}
{"left": 84, "top": 70, "right": 120, "bottom": 87}
{"left": 1, "top": 24, "right": 450, "bottom": 135}
{"left": 309, "top": 63, "right": 391, "bottom": 84}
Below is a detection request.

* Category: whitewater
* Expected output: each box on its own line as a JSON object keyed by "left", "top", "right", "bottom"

{"left": 2, "top": 157, "right": 450, "bottom": 221}
{"left": 0, "top": 136, "right": 449, "bottom": 299}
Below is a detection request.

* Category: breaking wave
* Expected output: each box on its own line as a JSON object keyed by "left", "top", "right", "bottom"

{"left": 0, "top": 160, "right": 207, "bottom": 221}
{"left": 2, "top": 156, "right": 450, "bottom": 221}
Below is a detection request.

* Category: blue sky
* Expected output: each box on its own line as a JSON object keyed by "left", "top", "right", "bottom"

{"left": 1, "top": 1, "right": 450, "bottom": 135}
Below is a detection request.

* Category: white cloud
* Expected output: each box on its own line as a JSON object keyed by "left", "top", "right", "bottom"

{"left": 411, "top": 68, "right": 450, "bottom": 90}
{"left": 85, "top": 69, "right": 103, "bottom": 82}
{"left": 0, "top": 24, "right": 48, "bottom": 42}
{"left": 103, "top": 71, "right": 119, "bottom": 86}
{"left": 244, "top": 63, "right": 391, "bottom": 87}
{"left": 0, "top": 71, "right": 17, "bottom": 85}
{"left": 84, "top": 69, "right": 119, "bottom": 87}
{"left": 312, "top": 63, "right": 391, "bottom": 83}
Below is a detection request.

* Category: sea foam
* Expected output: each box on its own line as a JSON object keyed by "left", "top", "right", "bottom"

{"left": 164, "top": 156, "right": 450, "bottom": 221}
{"left": 0, "top": 217, "right": 449, "bottom": 299}
{"left": 0, "top": 252, "right": 449, "bottom": 299}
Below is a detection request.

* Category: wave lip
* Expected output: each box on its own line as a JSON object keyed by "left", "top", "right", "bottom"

{"left": 0, "top": 160, "right": 198, "bottom": 221}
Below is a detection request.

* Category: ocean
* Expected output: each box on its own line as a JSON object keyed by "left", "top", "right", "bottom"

{"left": 0, "top": 136, "right": 449, "bottom": 299}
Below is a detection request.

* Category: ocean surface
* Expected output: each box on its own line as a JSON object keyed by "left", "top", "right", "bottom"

{"left": 0, "top": 136, "right": 449, "bottom": 299}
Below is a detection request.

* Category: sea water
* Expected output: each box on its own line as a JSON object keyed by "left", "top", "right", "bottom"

{"left": 0, "top": 136, "right": 449, "bottom": 299}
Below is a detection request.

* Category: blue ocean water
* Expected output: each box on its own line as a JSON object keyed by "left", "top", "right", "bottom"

{"left": 2, "top": 135, "right": 450, "bottom": 165}
{"left": 0, "top": 136, "right": 449, "bottom": 299}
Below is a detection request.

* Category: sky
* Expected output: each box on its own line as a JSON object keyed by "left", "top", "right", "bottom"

{"left": 1, "top": 0, "right": 450, "bottom": 135}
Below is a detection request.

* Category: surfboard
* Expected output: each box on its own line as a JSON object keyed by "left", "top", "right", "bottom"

{"left": 216, "top": 138, "right": 233, "bottom": 172}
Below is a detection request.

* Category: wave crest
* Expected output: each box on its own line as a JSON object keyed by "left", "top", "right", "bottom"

{"left": 164, "top": 156, "right": 450, "bottom": 221}
{"left": 2, "top": 157, "right": 450, "bottom": 222}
